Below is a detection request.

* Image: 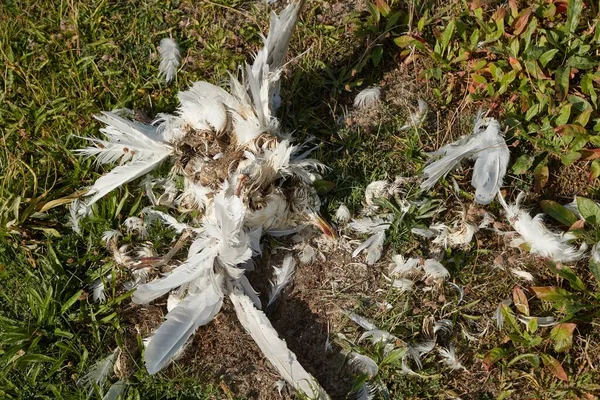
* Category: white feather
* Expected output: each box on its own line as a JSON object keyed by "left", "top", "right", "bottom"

{"left": 354, "top": 383, "right": 376, "bottom": 400}
{"left": 407, "top": 339, "right": 435, "bottom": 369}
{"left": 158, "top": 38, "right": 181, "bottom": 83}
{"left": 101, "top": 229, "right": 121, "bottom": 244}
{"left": 390, "top": 255, "right": 421, "bottom": 277}
{"left": 359, "top": 329, "right": 398, "bottom": 345}
{"left": 123, "top": 216, "right": 147, "bottom": 238}
{"left": 470, "top": 120, "right": 510, "bottom": 204}
{"left": 348, "top": 352, "right": 379, "bottom": 378}
{"left": 364, "top": 180, "right": 389, "bottom": 206}
{"left": 144, "top": 275, "right": 224, "bottom": 374}
{"left": 229, "top": 288, "right": 329, "bottom": 399}
{"left": 510, "top": 268, "right": 534, "bottom": 281}
{"left": 495, "top": 300, "right": 512, "bottom": 329}
{"left": 177, "top": 83, "right": 230, "bottom": 133}
{"left": 592, "top": 243, "right": 600, "bottom": 263}
{"left": 345, "top": 311, "right": 378, "bottom": 331}
{"left": 246, "top": 0, "right": 304, "bottom": 129}
{"left": 142, "top": 207, "right": 197, "bottom": 233}
{"left": 411, "top": 227, "right": 436, "bottom": 238}
{"left": 267, "top": 254, "right": 296, "bottom": 306}
{"left": 390, "top": 278, "right": 414, "bottom": 293}
{"left": 399, "top": 99, "right": 428, "bottom": 131}
{"left": 353, "top": 87, "right": 381, "bottom": 109}
{"left": 180, "top": 179, "right": 212, "bottom": 210}
{"left": 433, "top": 319, "right": 453, "bottom": 335}
{"left": 102, "top": 381, "right": 127, "bottom": 400}
{"left": 421, "top": 115, "right": 509, "bottom": 205}
{"left": 349, "top": 215, "right": 393, "bottom": 234}
{"left": 78, "top": 348, "right": 120, "bottom": 395}
{"left": 498, "top": 192, "right": 587, "bottom": 263}
{"left": 352, "top": 230, "right": 386, "bottom": 265}
{"left": 334, "top": 204, "right": 351, "bottom": 223}
{"left": 437, "top": 344, "right": 465, "bottom": 370}
{"left": 133, "top": 245, "right": 217, "bottom": 304}
{"left": 90, "top": 278, "right": 107, "bottom": 303}
{"left": 423, "top": 259, "right": 449, "bottom": 280}
{"left": 77, "top": 112, "right": 173, "bottom": 209}
{"left": 68, "top": 199, "right": 83, "bottom": 235}
{"left": 239, "top": 275, "right": 262, "bottom": 309}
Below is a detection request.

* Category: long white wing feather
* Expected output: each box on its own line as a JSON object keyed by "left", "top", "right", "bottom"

{"left": 230, "top": 288, "right": 329, "bottom": 399}
{"left": 144, "top": 275, "right": 224, "bottom": 374}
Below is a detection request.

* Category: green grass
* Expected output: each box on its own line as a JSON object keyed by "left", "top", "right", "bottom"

{"left": 2, "top": 0, "right": 600, "bottom": 399}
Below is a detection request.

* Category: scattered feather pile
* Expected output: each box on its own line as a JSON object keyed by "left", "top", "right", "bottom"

{"left": 498, "top": 192, "right": 586, "bottom": 263}
{"left": 73, "top": 2, "right": 332, "bottom": 398}
{"left": 421, "top": 112, "right": 510, "bottom": 205}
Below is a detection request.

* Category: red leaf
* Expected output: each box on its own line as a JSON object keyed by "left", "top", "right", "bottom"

{"left": 541, "top": 353, "right": 568, "bottom": 381}
{"left": 512, "top": 8, "right": 532, "bottom": 36}
{"left": 554, "top": 124, "right": 588, "bottom": 136}
{"left": 512, "top": 286, "right": 529, "bottom": 316}
{"left": 568, "top": 219, "right": 585, "bottom": 231}
{"left": 579, "top": 148, "right": 600, "bottom": 161}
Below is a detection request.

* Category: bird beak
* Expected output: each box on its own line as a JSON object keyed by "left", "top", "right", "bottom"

{"left": 312, "top": 213, "right": 337, "bottom": 239}
{"left": 234, "top": 175, "right": 248, "bottom": 197}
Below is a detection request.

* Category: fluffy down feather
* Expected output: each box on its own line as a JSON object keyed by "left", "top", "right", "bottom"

{"left": 158, "top": 38, "right": 181, "bottom": 83}
{"left": 498, "top": 192, "right": 587, "bottom": 263}
{"left": 267, "top": 253, "right": 296, "bottom": 306}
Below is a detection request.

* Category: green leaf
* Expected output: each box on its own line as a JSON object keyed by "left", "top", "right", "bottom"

{"left": 545, "top": 261, "right": 587, "bottom": 292}
{"left": 508, "top": 353, "right": 540, "bottom": 368}
{"left": 555, "top": 124, "right": 587, "bottom": 136}
{"left": 525, "top": 103, "right": 540, "bottom": 121}
{"left": 381, "top": 347, "right": 406, "bottom": 366}
{"left": 531, "top": 286, "right": 572, "bottom": 302}
{"left": 60, "top": 290, "right": 83, "bottom": 315}
{"left": 566, "top": 56, "right": 597, "bottom": 70}
{"left": 394, "top": 35, "right": 414, "bottom": 48}
{"left": 511, "top": 154, "right": 533, "bottom": 174}
{"left": 565, "top": 0, "right": 584, "bottom": 36}
{"left": 539, "top": 49, "right": 559, "bottom": 68}
{"left": 590, "top": 257, "right": 600, "bottom": 282}
{"left": 372, "top": 46, "right": 383, "bottom": 67}
{"left": 441, "top": 19, "right": 456, "bottom": 53}
{"left": 555, "top": 67, "right": 570, "bottom": 102}
{"left": 540, "top": 200, "right": 579, "bottom": 226}
{"left": 533, "top": 162, "right": 549, "bottom": 192}
{"left": 501, "top": 304, "right": 521, "bottom": 334}
{"left": 550, "top": 323, "right": 576, "bottom": 352}
{"left": 483, "top": 347, "right": 508, "bottom": 369}
{"left": 313, "top": 180, "right": 335, "bottom": 194}
{"left": 590, "top": 159, "right": 600, "bottom": 181}
{"left": 576, "top": 196, "right": 600, "bottom": 226}
{"left": 561, "top": 151, "right": 581, "bottom": 166}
